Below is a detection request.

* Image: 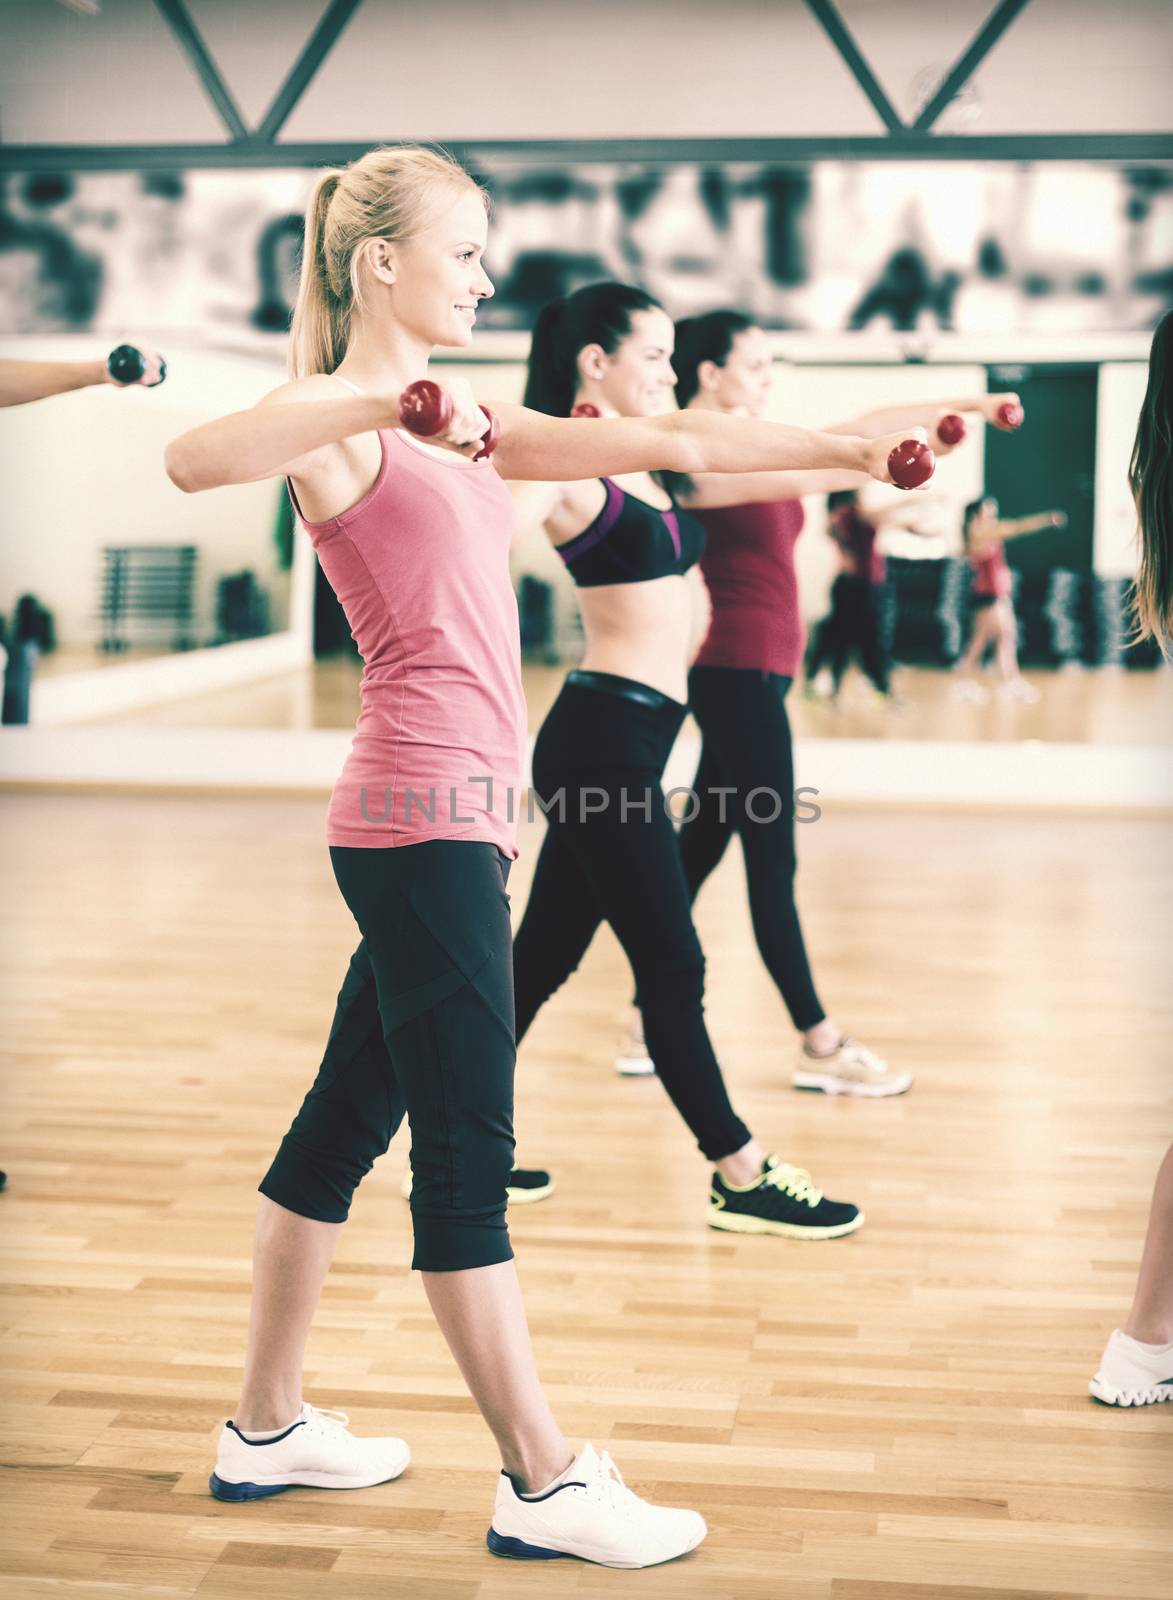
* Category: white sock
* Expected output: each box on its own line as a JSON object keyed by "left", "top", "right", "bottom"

{"left": 517, "top": 1452, "right": 578, "bottom": 1499}
{"left": 804, "top": 1036, "right": 846, "bottom": 1059}
{"left": 1124, "top": 1333, "right": 1173, "bottom": 1355}
{"left": 236, "top": 1412, "right": 302, "bottom": 1440}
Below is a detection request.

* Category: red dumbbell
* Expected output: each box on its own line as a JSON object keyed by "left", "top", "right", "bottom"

{"left": 995, "top": 401, "right": 1025, "bottom": 430}
{"left": 571, "top": 402, "right": 600, "bottom": 418}
{"left": 399, "top": 379, "right": 500, "bottom": 461}
{"left": 936, "top": 413, "right": 967, "bottom": 447}
{"left": 887, "top": 438, "right": 935, "bottom": 490}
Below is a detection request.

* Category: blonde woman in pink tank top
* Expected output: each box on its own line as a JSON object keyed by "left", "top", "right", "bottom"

{"left": 165, "top": 144, "right": 918, "bottom": 1567}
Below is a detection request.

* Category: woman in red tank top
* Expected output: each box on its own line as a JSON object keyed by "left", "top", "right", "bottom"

{"left": 659, "top": 310, "right": 1024, "bottom": 1097}
{"left": 954, "top": 495, "right": 1069, "bottom": 703}
{"left": 803, "top": 489, "right": 936, "bottom": 700}
{"left": 163, "top": 149, "right": 948, "bottom": 1564}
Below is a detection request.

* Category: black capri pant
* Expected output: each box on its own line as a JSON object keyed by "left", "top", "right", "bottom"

{"left": 679, "top": 666, "right": 825, "bottom": 1033}
{"left": 804, "top": 574, "right": 891, "bottom": 694}
{"left": 259, "top": 840, "right": 517, "bottom": 1273}
{"left": 512, "top": 671, "right": 751, "bottom": 1163}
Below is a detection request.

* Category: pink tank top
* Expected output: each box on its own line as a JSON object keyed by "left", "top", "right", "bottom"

{"left": 693, "top": 499, "right": 806, "bottom": 677}
{"left": 971, "top": 539, "right": 1012, "bottom": 597}
{"left": 288, "top": 411, "right": 525, "bottom": 858}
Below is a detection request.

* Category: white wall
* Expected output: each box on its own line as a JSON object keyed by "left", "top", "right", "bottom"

{"left": 0, "top": 336, "right": 291, "bottom": 650}
{"left": 1, "top": 0, "right": 1169, "bottom": 144}
{"left": 1095, "top": 362, "right": 1149, "bottom": 579}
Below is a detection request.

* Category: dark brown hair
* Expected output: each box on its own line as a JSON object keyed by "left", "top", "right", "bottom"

{"left": 1129, "top": 309, "right": 1173, "bottom": 656}
{"left": 523, "top": 282, "right": 662, "bottom": 417}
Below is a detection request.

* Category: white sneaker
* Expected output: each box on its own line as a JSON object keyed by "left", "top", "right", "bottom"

{"left": 1090, "top": 1329, "right": 1173, "bottom": 1407}
{"left": 952, "top": 676, "right": 990, "bottom": 704}
{"left": 614, "top": 1007, "right": 655, "bottom": 1076}
{"left": 792, "top": 1036, "right": 912, "bottom": 1097}
{"left": 999, "top": 676, "right": 1039, "bottom": 704}
{"left": 209, "top": 1403, "right": 410, "bottom": 1501}
{"left": 488, "top": 1442, "right": 706, "bottom": 1568}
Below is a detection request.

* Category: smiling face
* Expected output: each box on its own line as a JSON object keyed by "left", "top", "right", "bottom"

{"left": 373, "top": 187, "right": 494, "bottom": 349}
{"left": 700, "top": 324, "right": 773, "bottom": 416}
{"left": 577, "top": 307, "right": 678, "bottom": 417}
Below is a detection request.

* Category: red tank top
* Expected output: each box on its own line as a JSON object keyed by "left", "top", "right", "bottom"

{"left": 288, "top": 428, "right": 525, "bottom": 857}
{"left": 693, "top": 499, "right": 806, "bottom": 677}
{"left": 971, "top": 539, "right": 1012, "bottom": 597}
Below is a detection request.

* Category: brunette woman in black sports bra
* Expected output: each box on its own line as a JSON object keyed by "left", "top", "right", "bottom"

{"left": 509, "top": 283, "right": 915, "bottom": 1241}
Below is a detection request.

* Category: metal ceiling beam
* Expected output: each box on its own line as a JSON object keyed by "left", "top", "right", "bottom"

{"left": 913, "top": 0, "right": 1034, "bottom": 133}
{"left": 152, "top": 0, "right": 250, "bottom": 143}
{"left": 3, "top": 134, "right": 1171, "bottom": 173}
{"left": 804, "top": 0, "right": 905, "bottom": 133}
{"left": 255, "top": 0, "right": 366, "bottom": 145}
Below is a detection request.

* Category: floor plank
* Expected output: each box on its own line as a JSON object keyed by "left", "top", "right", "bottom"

{"left": 0, "top": 792, "right": 1170, "bottom": 1598}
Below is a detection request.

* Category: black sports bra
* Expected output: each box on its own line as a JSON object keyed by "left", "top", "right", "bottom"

{"left": 555, "top": 478, "right": 706, "bottom": 588}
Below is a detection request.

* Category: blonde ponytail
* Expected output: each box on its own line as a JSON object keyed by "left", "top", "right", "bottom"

{"left": 288, "top": 145, "right": 487, "bottom": 379}
{"left": 289, "top": 170, "right": 346, "bottom": 379}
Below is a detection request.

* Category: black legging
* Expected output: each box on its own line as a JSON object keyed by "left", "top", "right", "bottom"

{"left": 678, "top": 667, "right": 825, "bottom": 1033}
{"left": 260, "top": 841, "right": 517, "bottom": 1273}
{"left": 512, "top": 672, "right": 752, "bottom": 1163}
{"left": 805, "top": 574, "right": 891, "bottom": 693}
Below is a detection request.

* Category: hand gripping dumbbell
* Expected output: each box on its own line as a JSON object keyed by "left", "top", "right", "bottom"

{"left": 398, "top": 379, "right": 499, "bottom": 461}
{"left": 106, "top": 344, "right": 167, "bottom": 387}
{"left": 887, "top": 438, "right": 936, "bottom": 490}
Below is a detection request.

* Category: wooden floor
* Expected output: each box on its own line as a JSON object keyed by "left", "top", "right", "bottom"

{"left": 1, "top": 792, "right": 1171, "bottom": 1599}
{"left": 79, "top": 656, "right": 1173, "bottom": 749}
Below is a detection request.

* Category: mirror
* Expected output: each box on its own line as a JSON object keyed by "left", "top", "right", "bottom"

{"left": 1, "top": 157, "right": 1167, "bottom": 757}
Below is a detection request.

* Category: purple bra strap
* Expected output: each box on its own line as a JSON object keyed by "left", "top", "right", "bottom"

{"left": 556, "top": 479, "right": 626, "bottom": 565}
{"left": 661, "top": 508, "right": 681, "bottom": 560}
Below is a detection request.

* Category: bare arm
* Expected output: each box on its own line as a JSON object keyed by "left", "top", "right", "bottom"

{"left": 1, "top": 347, "right": 166, "bottom": 408}
{"left": 684, "top": 465, "right": 869, "bottom": 507}
{"left": 490, "top": 402, "right": 911, "bottom": 485}
{"left": 680, "top": 399, "right": 983, "bottom": 507}
{"left": 824, "top": 392, "right": 1021, "bottom": 439}
{"left": 999, "top": 510, "right": 1068, "bottom": 540}
{"left": 165, "top": 380, "right": 401, "bottom": 493}
{"left": 968, "top": 509, "right": 1066, "bottom": 553}
{"left": 0, "top": 357, "right": 111, "bottom": 408}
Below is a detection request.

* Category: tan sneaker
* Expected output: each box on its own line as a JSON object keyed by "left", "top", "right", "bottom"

{"left": 793, "top": 1036, "right": 912, "bottom": 1097}
{"left": 614, "top": 1007, "right": 655, "bottom": 1076}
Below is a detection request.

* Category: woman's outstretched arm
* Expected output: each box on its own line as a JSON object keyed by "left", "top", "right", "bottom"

{"left": 0, "top": 348, "right": 164, "bottom": 408}
{"left": 490, "top": 402, "right": 916, "bottom": 488}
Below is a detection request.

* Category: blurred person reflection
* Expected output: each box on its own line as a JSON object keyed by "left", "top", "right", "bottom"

{"left": 847, "top": 247, "right": 941, "bottom": 333}
{"left": 251, "top": 214, "right": 304, "bottom": 333}
{"left": 0, "top": 211, "right": 102, "bottom": 333}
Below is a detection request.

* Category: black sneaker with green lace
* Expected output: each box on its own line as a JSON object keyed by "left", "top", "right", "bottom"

{"left": 708, "top": 1154, "right": 863, "bottom": 1240}
{"left": 400, "top": 1166, "right": 554, "bottom": 1206}
{"left": 503, "top": 1167, "right": 555, "bottom": 1205}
